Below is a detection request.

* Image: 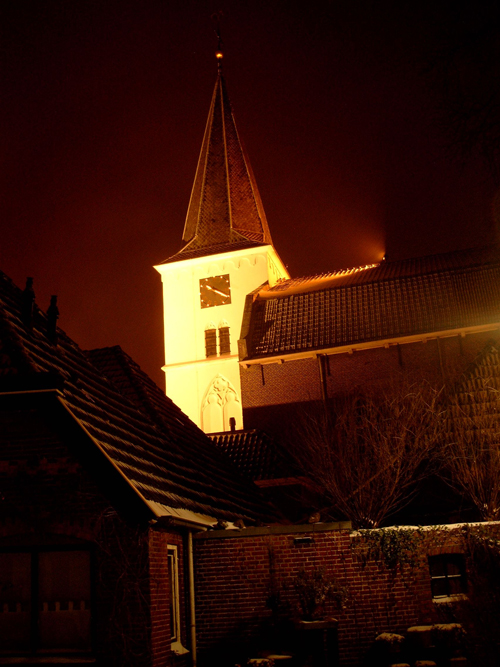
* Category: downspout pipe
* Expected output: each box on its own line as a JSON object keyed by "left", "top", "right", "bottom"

{"left": 317, "top": 354, "right": 328, "bottom": 406}
{"left": 187, "top": 530, "right": 197, "bottom": 667}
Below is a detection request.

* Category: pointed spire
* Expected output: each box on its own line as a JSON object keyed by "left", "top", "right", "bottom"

{"left": 178, "top": 68, "right": 274, "bottom": 258}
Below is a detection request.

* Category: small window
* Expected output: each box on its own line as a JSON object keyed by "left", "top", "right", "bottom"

{"left": 205, "top": 327, "right": 217, "bottom": 358}
{"left": 0, "top": 547, "right": 92, "bottom": 653}
{"left": 168, "top": 545, "right": 188, "bottom": 655}
{"left": 219, "top": 326, "right": 230, "bottom": 355}
{"left": 167, "top": 546, "right": 181, "bottom": 643}
{"left": 428, "top": 554, "right": 467, "bottom": 598}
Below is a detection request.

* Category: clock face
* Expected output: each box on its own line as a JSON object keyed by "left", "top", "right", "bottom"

{"left": 200, "top": 274, "right": 231, "bottom": 308}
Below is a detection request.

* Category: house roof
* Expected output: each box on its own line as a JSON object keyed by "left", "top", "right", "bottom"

{"left": 241, "top": 244, "right": 500, "bottom": 360}
{"left": 209, "top": 429, "right": 280, "bottom": 481}
{"left": 449, "top": 338, "right": 500, "bottom": 438}
{"left": 161, "top": 70, "right": 273, "bottom": 264}
{"left": 0, "top": 271, "right": 274, "bottom": 525}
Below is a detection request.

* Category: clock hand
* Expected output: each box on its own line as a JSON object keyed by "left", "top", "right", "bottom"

{"left": 206, "top": 285, "right": 229, "bottom": 297}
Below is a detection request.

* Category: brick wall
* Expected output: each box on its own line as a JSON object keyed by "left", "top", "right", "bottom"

{"left": 149, "top": 529, "right": 191, "bottom": 667}
{"left": 242, "top": 357, "right": 322, "bottom": 408}
{"left": 149, "top": 530, "right": 170, "bottom": 666}
{"left": 193, "top": 523, "right": 498, "bottom": 667}
{"left": 242, "top": 330, "right": 496, "bottom": 438}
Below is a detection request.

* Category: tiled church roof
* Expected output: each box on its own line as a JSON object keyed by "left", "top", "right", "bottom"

{"left": 162, "top": 70, "right": 273, "bottom": 264}
{"left": 241, "top": 244, "right": 500, "bottom": 360}
{"left": 0, "top": 271, "right": 273, "bottom": 524}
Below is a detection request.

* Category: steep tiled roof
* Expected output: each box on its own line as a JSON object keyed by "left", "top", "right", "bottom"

{"left": 161, "top": 71, "right": 273, "bottom": 264}
{"left": 209, "top": 429, "right": 279, "bottom": 481}
{"left": 242, "top": 244, "right": 500, "bottom": 360}
{"left": 0, "top": 271, "right": 273, "bottom": 524}
{"left": 85, "top": 345, "right": 180, "bottom": 433}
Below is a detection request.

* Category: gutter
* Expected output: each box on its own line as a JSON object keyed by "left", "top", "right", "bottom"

{"left": 240, "top": 322, "right": 500, "bottom": 366}
{"left": 150, "top": 515, "right": 211, "bottom": 531}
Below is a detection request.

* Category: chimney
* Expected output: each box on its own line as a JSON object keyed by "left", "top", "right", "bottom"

{"left": 47, "top": 295, "right": 59, "bottom": 344}
{"left": 21, "top": 277, "right": 35, "bottom": 329}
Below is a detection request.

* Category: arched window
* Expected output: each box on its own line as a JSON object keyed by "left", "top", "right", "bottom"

{"left": 204, "top": 323, "right": 217, "bottom": 358}
{"left": 201, "top": 375, "right": 242, "bottom": 432}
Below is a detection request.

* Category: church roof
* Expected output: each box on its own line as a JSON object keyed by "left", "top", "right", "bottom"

{"left": 0, "top": 271, "right": 273, "bottom": 525}
{"left": 162, "top": 69, "right": 273, "bottom": 264}
{"left": 241, "top": 243, "right": 500, "bottom": 360}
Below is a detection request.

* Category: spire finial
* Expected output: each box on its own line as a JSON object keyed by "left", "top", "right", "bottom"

{"left": 212, "top": 11, "right": 224, "bottom": 68}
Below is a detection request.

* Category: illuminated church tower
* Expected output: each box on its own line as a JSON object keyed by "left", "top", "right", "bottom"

{"left": 155, "top": 57, "right": 289, "bottom": 432}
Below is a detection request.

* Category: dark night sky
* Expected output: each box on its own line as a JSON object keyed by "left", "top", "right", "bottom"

{"left": 1, "top": 1, "right": 498, "bottom": 387}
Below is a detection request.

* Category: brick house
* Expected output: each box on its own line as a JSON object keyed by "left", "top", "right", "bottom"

{"left": 0, "top": 270, "right": 274, "bottom": 666}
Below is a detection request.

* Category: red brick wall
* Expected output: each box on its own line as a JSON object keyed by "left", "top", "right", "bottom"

{"left": 193, "top": 524, "right": 492, "bottom": 667}
{"left": 149, "top": 530, "right": 170, "bottom": 666}
{"left": 149, "top": 529, "right": 191, "bottom": 667}
{"left": 242, "top": 357, "right": 322, "bottom": 408}
{"left": 242, "top": 330, "right": 497, "bottom": 436}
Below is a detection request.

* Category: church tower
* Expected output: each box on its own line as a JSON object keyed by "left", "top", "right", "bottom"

{"left": 155, "top": 57, "right": 289, "bottom": 433}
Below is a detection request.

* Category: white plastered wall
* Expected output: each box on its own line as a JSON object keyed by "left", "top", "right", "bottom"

{"left": 155, "top": 245, "right": 288, "bottom": 431}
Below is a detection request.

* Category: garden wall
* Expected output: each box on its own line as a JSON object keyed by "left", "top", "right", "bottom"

{"left": 194, "top": 522, "right": 496, "bottom": 666}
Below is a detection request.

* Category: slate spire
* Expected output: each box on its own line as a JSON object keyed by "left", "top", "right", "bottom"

{"left": 179, "top": 67, "right": 273, "bottom": 256}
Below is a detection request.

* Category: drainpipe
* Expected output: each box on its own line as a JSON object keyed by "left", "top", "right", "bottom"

{"left": 317, "top": 354, "right": 328, "bottom": 406}
{"left": 187, "top": 530, "right": 197, "bottom": 667}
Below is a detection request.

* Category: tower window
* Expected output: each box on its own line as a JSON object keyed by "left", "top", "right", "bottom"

{"left": 205, "top": 326, "right": 217, "bottom": 358}
{"left": 219, "top": 326, "right": 230, "bottom": 355}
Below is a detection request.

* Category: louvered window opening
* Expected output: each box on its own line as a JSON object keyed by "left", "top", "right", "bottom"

{"left": 205, "top": 329, "right": 217, "bottom": 358}
{"left": 219, "top": 327, "right": 231, "bottom": 355}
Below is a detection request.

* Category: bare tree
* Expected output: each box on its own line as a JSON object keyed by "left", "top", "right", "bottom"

{"left": 289, "top": 381, "right": 444, "bottom": 529}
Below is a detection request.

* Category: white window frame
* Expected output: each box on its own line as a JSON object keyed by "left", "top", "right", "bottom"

{"left": 168, "top": 545, "right": 188, "bottom": 655}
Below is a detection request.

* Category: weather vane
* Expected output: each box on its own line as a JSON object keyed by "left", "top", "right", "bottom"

{"left": 212, "top": 11, "right": 224, "bottom": 67}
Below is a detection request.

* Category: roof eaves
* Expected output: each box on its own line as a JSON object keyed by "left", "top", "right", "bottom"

{"left": 240, "top": 323, "right": 500, "bottom": 365}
